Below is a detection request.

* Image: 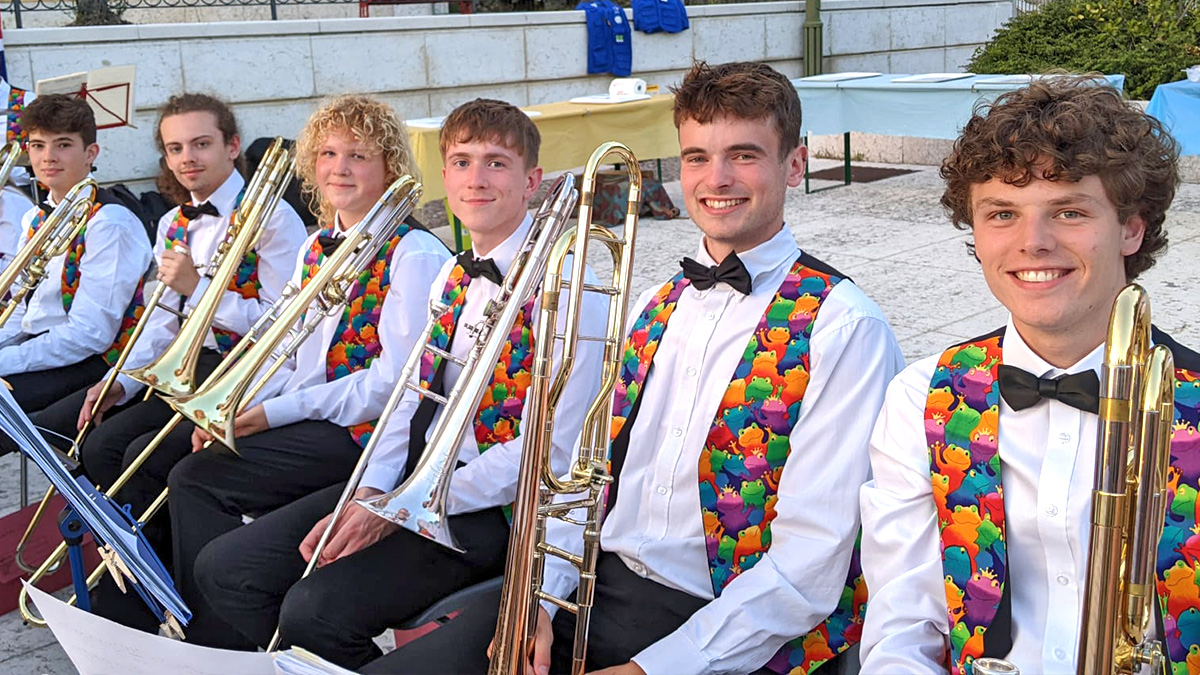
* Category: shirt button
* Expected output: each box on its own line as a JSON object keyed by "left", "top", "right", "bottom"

{"left": 1058, "top": 432, "right": 1072, "bottom": 444}
{"left": 672, "top": 427, "right": 683, "bottom": 437}
{"left": 1057, "top": 573, "right": 1070, "bottom": 586}
{"left": 705, "top": 312, "right": 716, "bottom": 321}
{"left": 1046, "top": 505, "right": 1059, "bottom": 517}
{"left": 632, "top": 562, "right": 645, "bottom": 575}
{"left": 686, "top": 366, "right": 698, "bottom": 377}
{"left": 656, "top": 485, "right": 669, "bottom": 495}
{"left": 1054, "top": 647, "right": 1067, "bottom": 660}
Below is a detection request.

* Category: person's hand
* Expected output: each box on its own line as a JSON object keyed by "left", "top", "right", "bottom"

{"left": 191, "top": 425, "right": 215, "bottom": 453}
{"left": 233, "top": 405, "right": 270, "bottom": 438}
{"left": 487, "top": 605, "right": 555, "bottom": 675}
{"left": 77, "top": 380, "right": 125, "bottom": 431}
{"left": 158, "top": 247, "right": 201, "bottom": 297}
{"left": 298, "top": 487, "right": 397, "bottom": 566}
{"left": 587, "top": 663, "right": 646, "bottom": 675}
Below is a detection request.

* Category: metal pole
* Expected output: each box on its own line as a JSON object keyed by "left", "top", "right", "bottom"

{"left": 803, "top": 0, "right": 823, "bottom": 77}
{"left": 269, "top": 0, "right": 277, "bottom": 20}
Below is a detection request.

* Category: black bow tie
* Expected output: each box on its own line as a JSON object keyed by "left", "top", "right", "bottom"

{"left": 997, "top": 364, "right": 1100, "bottom": 414}
{"left": 317, "top": 235, "right": 341, "bottom": 256}
{"left": 456, "top": 251, "right": 504, "bottom": 286}
{"left": 680, "top": 253, "right": 753, "bottom": 295}
{"left": 179, "top": 201, "right": 220, "bottom": 220}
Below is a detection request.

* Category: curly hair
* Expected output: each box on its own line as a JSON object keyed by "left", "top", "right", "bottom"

{"left": 295, "top": 94, "right": 419, "bottom": 227}
{"left": 155, "top": 93, "right": 244, "bottom": 205}
{"left": 941, "top": 76, "right": 1180, "bottom": 281}
{"left": 439, "top": 98, "right": 540, "bottom": 170}
{"left": 671, "top": 60, "right": 802, "bottom": 160}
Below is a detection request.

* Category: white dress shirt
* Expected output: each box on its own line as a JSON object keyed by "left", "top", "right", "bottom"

{"left": 0, "top": 185, "right": 34, "bottom": 276}
{"left": 259, "top": 217, "right": 450, "bottom": 429}
{"left": 111, "top": 170, "right": 307, "bottom": 404}
{"left": 539, "top": 225, "right": 904, "bottom": 675}
{"left": 358, "top": 213, "right": 608, "bottom": 514}
{"left": 0, "top": 187, "right": 152, "bottom": 376}
{"left": 859, "top": 318, "right": 1105, "bottom": 674}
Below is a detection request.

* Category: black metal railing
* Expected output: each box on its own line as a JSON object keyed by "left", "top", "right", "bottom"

{"left": 0, "top": 0, "right": 472, "bottom": 27}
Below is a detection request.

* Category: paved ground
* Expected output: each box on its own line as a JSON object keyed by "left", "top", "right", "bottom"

{"left": 1, "top": 159, "right": 1197, "bottom": 673}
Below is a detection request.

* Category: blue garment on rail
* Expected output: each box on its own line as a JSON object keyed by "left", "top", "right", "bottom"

{"left": 632, "top": 0, "right": 689, "bottom": 34}
{"left": 577, "top": 0, "right": 632, "bottom": 77}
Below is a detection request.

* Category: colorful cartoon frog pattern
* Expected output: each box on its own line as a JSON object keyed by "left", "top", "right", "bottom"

{"left": 926, "top": 334, "right": 1006, "bottom": 675}
{"left": 299, "top": 224, "right": 407, "bottom": 447}
{"left": 927, "top": 333, "right": 1200, "bottom": 675}
{"left": 418, "top": 262, "right": 536, "bottom": 454}
{"left": 611, "top": 258, "right": 866, "bottom": 675}
{"left": 164, "top": 193, "right": 261, "bottom": 356}
{"left": 29, "top": 203, "right": 145, "bottom": 367}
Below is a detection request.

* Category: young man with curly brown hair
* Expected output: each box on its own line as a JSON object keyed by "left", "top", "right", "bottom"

{"left": 858, "top": 77, "right": 1198, "bottom": 673}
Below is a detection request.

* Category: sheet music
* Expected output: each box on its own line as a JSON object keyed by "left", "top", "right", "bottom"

{"left": 273, "top": 647, "right": 360, "bottom": 675}
{"left": 26, "top": 582, "right": 276, "bottom": 675}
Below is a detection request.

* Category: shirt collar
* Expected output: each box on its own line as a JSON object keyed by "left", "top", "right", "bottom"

{"left": 1003, "top": 315, "right": 1104, "bottom": 378}
{"left": 474, "top": 212, "right": 533, "bottom": 277}
{"left": 692, "top": 224, "right": 799, "bottom": 289}
{"left": 191, "top": 170, "right": 244, "bottom": 216}
{"left": 43, "top": 172, "right": 97, "bottom": 210}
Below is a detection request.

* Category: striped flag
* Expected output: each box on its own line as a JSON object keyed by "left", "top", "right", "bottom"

{"left": 0, "top": 21, "right": 33, "bottom": 146}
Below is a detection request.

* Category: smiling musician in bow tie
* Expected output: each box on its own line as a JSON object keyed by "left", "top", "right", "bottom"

{"left": 858, "top": 78, "right": 1200, "bottom": 675}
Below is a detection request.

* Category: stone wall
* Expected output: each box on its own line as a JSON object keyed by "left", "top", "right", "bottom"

{"left": 3, "top": 0, "right": 1011, "bottom": 190}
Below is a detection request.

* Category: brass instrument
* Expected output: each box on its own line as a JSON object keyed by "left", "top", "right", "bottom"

{"left": 17, "top": 142, "right": 295, "bottom": 627}
{"left": 353, "top": 169, "right": 582, "bottom": 551}
{"left": 166, "top": 175, "right": 423, "bottom": 454}
{"left": 0, "top": 177, "right": 97, "bottom": 329}
{"left": 262, "top": 170, "right": 579, "bottom": 653}
{"left": 977, "top": 284, "right": 1175, "bottom": 675}
{"left": 1079, "top": 283, "right": 1173, "bottom": 674}
{"left": 0, "top": 139, "right": 24, "bottom": 195}
{"left": 489, "top": 143, "right": 640, "bottom": 675}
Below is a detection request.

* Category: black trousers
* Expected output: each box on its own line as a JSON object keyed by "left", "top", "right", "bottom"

{"left": 0, "top": 354, "right": 110, "bottom": 456}
{"left": 167, "top": 419, "right": 363, "bottom": 648}
{"left": 194, "top": 482, "right": 510, "bottom": 670}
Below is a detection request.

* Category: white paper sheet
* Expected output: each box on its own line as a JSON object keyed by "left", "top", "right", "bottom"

{"left": 26, "top": 582, "right": 277, "bottom": 675}
{"left": 273, "top": 647, "right": 359, "bottom": 675}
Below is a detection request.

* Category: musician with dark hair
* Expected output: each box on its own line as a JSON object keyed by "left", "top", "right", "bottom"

{"left": 857, "top": 77, "right": 1200, "bottom": 673}
{"left": 161, "top": 93, "right": 451, "bottom": 648}
{"left": 360, "top": 60, "right": 903, "bottom": 675}
{"left": 27, "top": 91, "right": 306, "bottom": 632}
{"left": 0, "top": 93, "right": 152, "bottom": 414}
{"left": 189, "top": 97, "right": 607, "bottom": 669}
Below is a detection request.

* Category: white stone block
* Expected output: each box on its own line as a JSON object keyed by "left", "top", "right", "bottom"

{"left": 826, "top": 9, "right": 890, "bottom": 57}
{"left": 234, "top": 98, "right": 322, "bottom": 146}
{"left": 890, "top": 6, "right": 944, "bottom": 51}
{"left": 311, "top": 32, "right": 427, "bottom": 95}
{"left": 889, "top": 47, "right": 947, "bottom": 75}
{"left": 826, "top": 52, "right": 889, "bottom": 74}
{"left": 527, "top": 77, "right": 610, "bottom": 106}
{"left": 181, "top": 36, "right": 315, "bottom": 103}
{"left": 378, "top": 91, "right": 433, "bottom": 123}
{"left": 769, "top": 60, "right": 804, "bottom": 80}
{"left": 944, "top": 45, "right": 979, "bottom": 72}
{"left": 765, "top": 9, "right": 804, "bottom": 61}
{"left": 93, "top": 109, "right": 162, "bottom": 185}
{"left": 943, "top": 5, "right": 997, "bottom": 46}
{"left": 525, "top": 24, "right": 591, "bottom": 81}
{"left": 28, "top": 41, "right": 183, "bottom": 111}
{"left": 426, "top": 28, "right": 526, "bottom": 88}
{"left": 631, "top": 30, "right": 694, "bottom": 74}
{"left": 3, "top": 48, "right": 35, "bottom": 90}
{"left": 429, "top": 82, "right": 529, "bottom": 116}
{"left": 693, "top": 14, "right": 766, "bottom": 65}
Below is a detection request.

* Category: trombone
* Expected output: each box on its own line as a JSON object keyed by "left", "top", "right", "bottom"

{"left": 489, "top": 142, "right": 640, "bottom": 675}
{"left": 16, "top": 141, "right": 296, "bottom": 626}
{"left": 0, "top": 177, "right": 98, "bottom": 330}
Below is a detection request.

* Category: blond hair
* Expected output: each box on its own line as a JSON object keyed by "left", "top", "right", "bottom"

{"left": 295, "top": 94, "right": 419, "bottom": 226}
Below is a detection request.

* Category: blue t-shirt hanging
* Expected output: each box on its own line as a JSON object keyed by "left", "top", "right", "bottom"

{"left": 577, "top": 0, "right": 633, "bottom": 77}
{"left": 632, "top": 0, "right": 689, "bottom": 33}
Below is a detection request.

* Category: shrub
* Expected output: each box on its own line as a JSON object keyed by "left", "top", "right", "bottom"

{"left": 967, "top": 0, "right": 1200, "bottom": 100}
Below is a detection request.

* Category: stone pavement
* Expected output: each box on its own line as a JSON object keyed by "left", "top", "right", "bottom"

{"left": 0, "top": 159, "right": 1197, "bottom": 673}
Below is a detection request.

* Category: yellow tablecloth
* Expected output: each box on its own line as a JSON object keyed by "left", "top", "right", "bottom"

{"left": 407, "top": 94, "right": 679, "bottom": 204}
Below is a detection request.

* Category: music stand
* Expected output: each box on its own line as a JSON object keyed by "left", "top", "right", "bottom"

{"left": 35, "top": 64, "right": 136, "bottom": 130}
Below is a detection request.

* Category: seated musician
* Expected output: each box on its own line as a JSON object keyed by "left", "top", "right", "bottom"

{"left": 0, "top": 167, "right": 35, "bottom": 277}
{"left": 29, "top": 92, "right": 306, "bottom": 630}
{"left": 189, "top": 97, "right": 607, "bottom": 668}
{"left": 163, "top": 93, "right": 451, "bottom": 647}
{"left": 362, "top": 60, "right": 904, "bottom": 675}
{"left": 0, "top": 94, "right": 152, "bottom": 415}
{"left": 857, "top": 78, "right": 1200, "bottom": 672}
